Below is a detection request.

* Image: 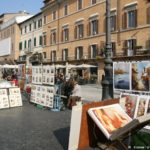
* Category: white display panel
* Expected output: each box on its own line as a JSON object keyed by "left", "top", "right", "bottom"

{"left": 0, "top": 37, "right": 11, "bottom": 56}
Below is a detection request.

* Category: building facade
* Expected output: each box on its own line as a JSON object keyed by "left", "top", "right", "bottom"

{"left": 41, "top": 0, "right": 150, "bottom": 82}
{"left": 0, "top": 12, "right": 32, "bottom": 64}
{"left": 19, "top": 12, "right": 43, "bottom": 65}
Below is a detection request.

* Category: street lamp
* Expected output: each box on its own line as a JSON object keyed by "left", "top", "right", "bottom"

{"left": 101, "top": 0, "right": 113, "bottom": 100}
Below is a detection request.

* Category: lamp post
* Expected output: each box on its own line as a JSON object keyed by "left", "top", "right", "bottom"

{"left": 101, "top": 0, "right": 113, "bottom": 100}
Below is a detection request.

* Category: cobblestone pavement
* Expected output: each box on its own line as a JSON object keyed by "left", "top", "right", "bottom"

{"left": 0, "top": 101, "right": 71, "bottom": 150}
{"left": 0, "top": 85, "right": 119, "bottom": 150}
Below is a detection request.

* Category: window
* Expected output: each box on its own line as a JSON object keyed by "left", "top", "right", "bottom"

{"left": 127, "top": 10, "right": 137, "bottom": 28}
{"left": 75, "top": 46, "right": 83, "bottom": 60}
{"left": 123, "top": 4, "right": 137, "bottom": 29}
{"left": 25, "top": 26, "right": 27, "bottom": 33}
{"left": 90, "top": 20, "right": 98, "bottom": 35}
{"left": 43, "top": 35, "right": 47, "bottom": 46}
{"left": 51, "top": 51, "right": 56, "bottom": 62}
{"left": 90, "top": 45, "right": 97, "bottom": 59}
{"left": 29, "top": 23, "right": 32, "bottom": 31}
{"left": 34, "top": 37, "right": 36, "bottom": 47}
{"left": 111, "top": 42, "right": 116, "bottom": 56}
{"left": 28, "top": 39, "right": 32, "bottom": 51}
{"left": 34, "top": 21, "right": 37, "bottom": 29}
{"left": 50, "top": 30, "right": 56, "bottom": 44}
{"left": 64, "top": 4, "right": 68, "bottom": 16}
{"left": 124, "top": 39, "right": 136, "bottom": 56}
{"left": 77, "top": 0, "right": 82, "bottom": 10}
{"left": 91, "top": 0, "right": 96, "bottom": 5}
{"left": 38, "top": 19, "right": 42, "bottom": 28}
{"left": 62, "top": 28, "right": 69, "bottom": 42}
{"left": 43, "top": 52, "right": 46, "bottom": 58}
{"left": 19, "top": 42, "right": 22, "bottom": 50}
{"left": 21, "top": 28, "right": 23, "bottom": 35}
{"left": 62, "top": 49, "right": 68, "bottom": 61}
{"left": 39, "top": 36, "right": 43, "bottom": 46}
{"left": 44, "top": 16, "right": 46, "bottom": 24}
{"left": 75, "top": 24, "right": 84, "bottom": 39}
{"left": 24, "top": 40, "right": 27, "bottom": 49}
{"left": 110, "top": 11, "right": 116, "bottom": 31}
{"left": 110, "top": 16, "right": 116, "bottom": 31}
{"left": 52, "top": 11, "right": 56, "bottom": 20}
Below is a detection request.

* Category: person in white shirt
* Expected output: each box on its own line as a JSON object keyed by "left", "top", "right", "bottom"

{"left": 67, "top": 80, "right": 82, "bottom": 109}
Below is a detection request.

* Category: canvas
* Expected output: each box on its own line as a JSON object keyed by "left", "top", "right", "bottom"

{"left": 120, "top": 93, "right": 138, "bottom": 118}
{"left": 88, "top": 104, "right": 132, "bottom": 139}
{"left": 113, "top": 62, "right": 131, "bottom": 90}
{"left": 132, "top": 61, "right": 150, "bottom": 91}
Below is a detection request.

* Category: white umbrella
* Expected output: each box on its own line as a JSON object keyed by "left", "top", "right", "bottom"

{"left": 76, "top": 64, "right": 97, "bottom": 68}
{"left": 55, "top": 64, "right": 65, "bottom": 69}
{"left": 67, "top": 64, "right": 77, "bottom": 69}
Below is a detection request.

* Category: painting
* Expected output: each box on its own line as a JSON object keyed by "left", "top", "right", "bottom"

{"left": 134, "top": 96, "right": 149, "bottom": 118}
{"left": 120, "top": 93, "right": 138, "bottom": 118}
{"left": 132, "top": 61, "right": 150, "bottom": 91}
{"left": 88, "top": 104, "right": 132, "bottom": 139}
{"left": 113, "top": 62, "right": 131, "bottom": 90}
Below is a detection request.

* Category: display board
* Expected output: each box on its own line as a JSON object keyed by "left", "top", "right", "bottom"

{"left": 113, "top": 61, "right": 150, "bottom": 92}
{"left": 0, "top": 87, "right": 22, "bottom": 109}
{"left": 30, "top": 65, "right": 55, "bottom": 108}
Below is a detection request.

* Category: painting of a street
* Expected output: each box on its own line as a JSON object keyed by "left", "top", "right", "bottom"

{"left": 132, "top": 61, "right": 150, "bottom": 91}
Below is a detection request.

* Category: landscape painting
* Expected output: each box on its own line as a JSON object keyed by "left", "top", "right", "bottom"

{"left": 113, "top": 62, "right": 131, "bottom": 90}
{"left": 132, "top": 61, "right": 150, "bottom": 91}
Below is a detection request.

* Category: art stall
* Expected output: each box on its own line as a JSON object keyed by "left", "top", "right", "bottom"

{"left": 68, "top": 61, "right": 150, "bottom": 150}
{"left": 0, "top": 65, "right": 22, "bottom": 110}
{"left": 30, "top": 65, "right": 56, "bottom": 109}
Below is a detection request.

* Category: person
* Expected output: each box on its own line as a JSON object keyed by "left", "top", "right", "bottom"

{"left": 67, "top": 80, "right": 82, "bottom": 109}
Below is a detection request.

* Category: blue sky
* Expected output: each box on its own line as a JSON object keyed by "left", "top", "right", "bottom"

{"left": 0, "top": 0, "right": 43, "bottom": 15}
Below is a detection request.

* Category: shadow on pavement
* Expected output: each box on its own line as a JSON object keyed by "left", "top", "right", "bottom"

{"left": 53, "top": 127, "right": 70, "bottom": 150}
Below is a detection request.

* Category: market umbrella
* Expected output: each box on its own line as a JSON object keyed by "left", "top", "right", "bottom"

{"left": 76, "top": 64, "right": 97, "bottom": 69}
{"left": 55, "top": 64, "right": 66, "bottom": 69}
{"left": 67, "top": 64, "right": 77, "bottom": 69}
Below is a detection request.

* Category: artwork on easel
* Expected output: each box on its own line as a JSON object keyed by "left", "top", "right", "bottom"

{"left": 134, "top": 96, "right": 149, "bottom": 118}
{"left": 88, "top": 104, "right": 132, "bottom": 139}
{"left": 120, "top": 93, "right": 138, "bottom": 118}
{"left": 113, "top": 62, "right": 131, "bottom": 90}
{"left": 132, "top": 61, "right": 150, "bottom": 91}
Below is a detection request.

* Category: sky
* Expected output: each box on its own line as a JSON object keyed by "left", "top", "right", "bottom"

{"left": 0, "top": 0, "right": 44, "bottom": 15}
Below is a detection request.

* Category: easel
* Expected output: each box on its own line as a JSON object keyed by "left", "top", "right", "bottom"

{"left": 77, "top": 99, "right": 150, "bottom": 150}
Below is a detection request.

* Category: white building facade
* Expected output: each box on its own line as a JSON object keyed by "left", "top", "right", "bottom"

{"left": 19, "top": 12, "right": 43, "bottom": 65}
